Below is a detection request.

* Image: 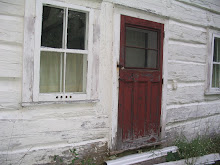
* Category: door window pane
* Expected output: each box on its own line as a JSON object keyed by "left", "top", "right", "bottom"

{"left": 213, "top": 37, "right": 220, "bottom": 62}
{"left": 67, "top": 10, "right": 86, "bottom": 49}
{"left": 40, "top": 52, "right": 63, "bottom": 93}
{"left": 65, "top": 53, "right": 86, "bottom": 92}
{"left": 212, "top": 64, "right": 220, "bottom": 88}
{"left": 41, "top": 6, "right": 64, "bottom": 48}
{"left": 125, "top": 48, "right": 157, "bottom": 68}
{"left": 126, "top": 27, "right": 158, "bottom": 49}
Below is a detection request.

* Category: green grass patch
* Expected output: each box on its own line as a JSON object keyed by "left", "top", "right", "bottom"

{"left": 166, "top": 135, "right": 220, "bottom": 162}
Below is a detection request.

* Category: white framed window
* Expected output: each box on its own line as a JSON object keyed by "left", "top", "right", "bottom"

{"left": 22, "top": 0, "right": 98, "bottom": 104}
{"left": 206, "top": 32, "right": 220, "bottom": 95}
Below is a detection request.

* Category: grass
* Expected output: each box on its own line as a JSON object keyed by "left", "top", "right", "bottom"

{"left": 166, "top": 135, "right": 220, "bottom": 163}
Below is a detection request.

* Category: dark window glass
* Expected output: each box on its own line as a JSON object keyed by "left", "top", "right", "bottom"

{"left": 212, "top": 64, "right": 220, "bottom": 88}
{"left": 67, "top": 10, "right": 86, "bottom": 49}
{"left": 126, "top": 27, "right": 158, "bottom": 49}
{"left": 125, "top": 48, "right": 157, "bottom": 68}
{"left": 125, "top": 27, "right": 158, "bottom": 68}
{"left": 213, "top": 37, "right": 220, "bottom": 62}
{"left": 41, "top": 6, "right": 64, "bottom": 48}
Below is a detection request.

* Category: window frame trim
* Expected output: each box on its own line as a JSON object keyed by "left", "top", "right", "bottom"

{"left": 33, "top": 0, "right": 93, "bottom": 102}
{"left": 205, "top": 32, "right": 220, "bottom": 95}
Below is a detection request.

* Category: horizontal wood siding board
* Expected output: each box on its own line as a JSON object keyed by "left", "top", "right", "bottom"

{"left": 169, "top": 23, "right": 207, "bottom": 44}
{"left": 167, "top": 85, "right": 220, "bottom": 105}
{"left": 166, "top": 102, "right": 220, "bottom": 124}
{"left": 166, "top": 114, "right": 220, "bottom": 141}
{"left": 0, "top": 1, "right": 25, "bottom": 16}
{"left": 168, "top": 43, "right": 206, "bottom": 63}
{"left": 0, "top": 16, "right": 24, "bottom": 45}
{"left": 112, "top": 0, "right": 220, "bottom": 28}
{"left": 168, "top": 62, "right": 205, "bottom": 82}
{"left": 176, "top": 0, "right": 220, "bottom": 14}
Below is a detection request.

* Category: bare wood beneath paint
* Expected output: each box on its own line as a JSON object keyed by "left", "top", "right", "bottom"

{"left": 110, "top": 140, "right": 166, "bottom": 155}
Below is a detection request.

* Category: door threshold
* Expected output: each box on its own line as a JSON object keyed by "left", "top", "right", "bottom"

{"left": 110, "top": 139, "right": 166, "bottom": 155}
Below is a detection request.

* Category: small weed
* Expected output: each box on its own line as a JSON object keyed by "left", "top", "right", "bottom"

{"left": 53, "top": 148, "right": 95, "bottom": 165}
{"left": 166, "top": 135, "right": 220, "bottom": 164}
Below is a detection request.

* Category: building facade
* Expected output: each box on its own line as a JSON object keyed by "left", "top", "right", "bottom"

{"left": 0, "top": 0, "right": 220, "bottom": 164}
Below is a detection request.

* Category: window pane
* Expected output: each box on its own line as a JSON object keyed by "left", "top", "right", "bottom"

{"left": 65, "top": 53, "right": 86, "bottom": 92}
{"left": 213, "top": 37, "right": 220, "bottom": 62}
{"left": 126, "top": 27, "right": 158, "bottom": 49}
{"left": 67, "top": 10, "right": 86, "bottom": 49}
{"left": 212, "top": 64, "right": 220, "bottom": 88}
{"left": 40, "top": 52, "right": 63, "bottom": 93}
{"left": 41, "top": 6, "right": 64, "bottom": 48}
{"left": 125, "top": 47, "right": 157, "bottom": 68}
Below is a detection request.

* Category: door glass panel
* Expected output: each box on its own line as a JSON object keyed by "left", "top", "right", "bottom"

{"left": 40, "top": 51, "right": 63, "bottom": 93}
{"left": 126, "top": 27, "right": 158, "bottom": 49}
{"left": 41, "top": 6, "right": 64, "bottom": 48}
{"left": 65, "top": 53, "right": 86, "bottom": 92}
{"left": 146, "top": 50, "right": 158, "bottom": 68}
{"left": 213, "top": 37, "right": 220, "bottom": 62}
{"left": 67, "top": 10, "right": 86, "bottom": 50}
{"left": 125, "top": 48, "right": 157, "bottom": 68}
{"left": 212, "top": 64, "right": 220, "bottom": 88}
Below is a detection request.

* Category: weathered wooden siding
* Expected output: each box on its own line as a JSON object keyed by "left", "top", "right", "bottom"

{"left": 165, "top": 0, "right": 220, "bottom": 141}
{"left": 0, "top": 0, "right": 24, "bottom": 110}
{"left": 0, "top": 0, "right": 109, "bottom": 164}
{"left": 0, "top": 0, "right": 220, "bottom": 164}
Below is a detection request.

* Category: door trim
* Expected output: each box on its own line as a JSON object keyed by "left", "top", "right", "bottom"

{"left": 110, "top": 8, "right": 168, "bottom": 152}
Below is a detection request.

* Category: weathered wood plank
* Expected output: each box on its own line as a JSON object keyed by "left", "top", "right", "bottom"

{"left": 0, "top": 44, "right": 22, "bottom": 77}
{"left": 111, "top": 0, "right": 220, "bottom": 28}
{"left": 166, "top": 101, "right": 220, "bottom": 124}
{"left": 22, "top": 0, "right": 36, "bottom": 103}
{"left": 176, "top": 0, "right": 220, "bottom": 14}
{"left": 168, "top": 0, "right": 208, "bottom": 26}
{"left": 0, "top": 139, "right": 107, "bottom": 165}
{"left": 0, "top": 63, "right": 21, "bottom": 78}
{"left": 168, "top": 62, "right": 205, "bottom": 82}
{"left": 0, "top": 91, "right": 20, "bottom": 109}
{"left": 169, "top": 21, "right": 207, "bottom": 44}
{"left": 166, "top": 114, "right": 220, "bottom": 142}
{"left": 0, "top": 78, "right": 21, "bottom": 92}
{"left": 0, "top": 15, "right": 23, "bottom": 45}
{"left": 0, "top": 106, "right": 96, "bottom": 120}
{"left": 109, "top": 0, "right": 168, "bottom": 16}
{"left": 0, "top": 0, "right": 25, "bottom": 16}
{"left": 167, "top": 85, "right": 220, "bottom": 105}
{"left": 62, "top": 0, "right": 102, "bottom": 9}
{"left": 168, "top": 42, "right": 206, "bottom": 63}
{"left": 0, "top": 115, "right": 108, "bottom": 151}
{"left": 90, "top": 10, "right": 100, "bottom": 99}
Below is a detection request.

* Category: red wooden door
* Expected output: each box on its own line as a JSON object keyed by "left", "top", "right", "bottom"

{"left": 117, "top": 15, "right": 164, "bottom": 150}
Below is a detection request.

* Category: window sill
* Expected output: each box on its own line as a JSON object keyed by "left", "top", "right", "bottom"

{"left": 205, "top": 89, "right": 220, "bottom": 95}
{"left": 21, "top": 99, "right": 99, "bottom": 107}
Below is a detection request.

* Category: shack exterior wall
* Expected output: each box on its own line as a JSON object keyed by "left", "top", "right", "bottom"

{"left": 0, "top": 0, "right": 219, "bottom": 164}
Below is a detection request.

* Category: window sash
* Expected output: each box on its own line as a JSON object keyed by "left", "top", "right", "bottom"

{"left": 33, "top": 0, "right": 93, "bottom": 102}
{"left": 210, "top": 34, "right": 220, "bottom": 92}
{"left": 40, "top": 47, "right": 89, "bottom": 54}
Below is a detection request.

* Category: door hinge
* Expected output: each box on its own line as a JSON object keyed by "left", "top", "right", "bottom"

{"left": 160, "top": 126, "right": 162, "bottom": 132}
{"left": 163, "top": 31, "right": 165, "bottom": 38}
{"left": 162, "top": 78, "right": 164, "bottom": 85}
